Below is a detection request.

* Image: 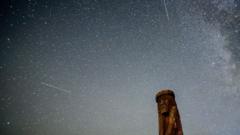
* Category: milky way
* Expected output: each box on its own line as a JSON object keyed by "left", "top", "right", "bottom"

{"left": 0, "top": 0, "right": 240, "bottom": 135}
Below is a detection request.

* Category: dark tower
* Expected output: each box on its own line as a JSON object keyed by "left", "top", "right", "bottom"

{"left": 156, "top": 89, "right": 183, "bottom": 135}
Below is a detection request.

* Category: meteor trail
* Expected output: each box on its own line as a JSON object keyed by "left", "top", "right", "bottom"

{"left": 163, "top": 0, "right": 169, "bottom": 21}
{"left": 41, "top": 82, "right": 71, "bottom": 94}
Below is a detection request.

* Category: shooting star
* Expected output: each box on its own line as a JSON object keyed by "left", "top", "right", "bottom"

{"left": 41, "top": 82, "right": 72, "bottom": 94}
{"left": 163, "top": 0, "right": 170, "bottom": 21}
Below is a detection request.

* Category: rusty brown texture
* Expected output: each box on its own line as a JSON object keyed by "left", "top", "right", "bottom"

{"left": 156, "top": 89, "right": 183, "bottom": 135}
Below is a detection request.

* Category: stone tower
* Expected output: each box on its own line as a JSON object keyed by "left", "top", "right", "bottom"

{"left": 156, "top": 89, "right": 183, "bottom": 135}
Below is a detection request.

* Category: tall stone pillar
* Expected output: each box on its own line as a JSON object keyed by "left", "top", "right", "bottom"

{"left": 156, "top": 89, "right": 183, "bottom": 135}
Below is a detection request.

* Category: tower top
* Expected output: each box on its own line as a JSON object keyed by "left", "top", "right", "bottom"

{"left": 155, "top": 89, "right": 175, "bottom": 102}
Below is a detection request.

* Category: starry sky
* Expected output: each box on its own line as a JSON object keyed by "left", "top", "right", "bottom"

{"left": 0, "top": 0, "right": 240, "bottom": 135}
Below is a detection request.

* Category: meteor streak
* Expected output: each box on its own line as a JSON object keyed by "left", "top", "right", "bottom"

{"left": 41, "top": 82, "right": 71, "bottom": 94}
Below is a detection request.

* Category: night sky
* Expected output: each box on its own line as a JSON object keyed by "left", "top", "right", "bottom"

{"left": 1, "top": 0, "right": 240, "bottom": 135}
